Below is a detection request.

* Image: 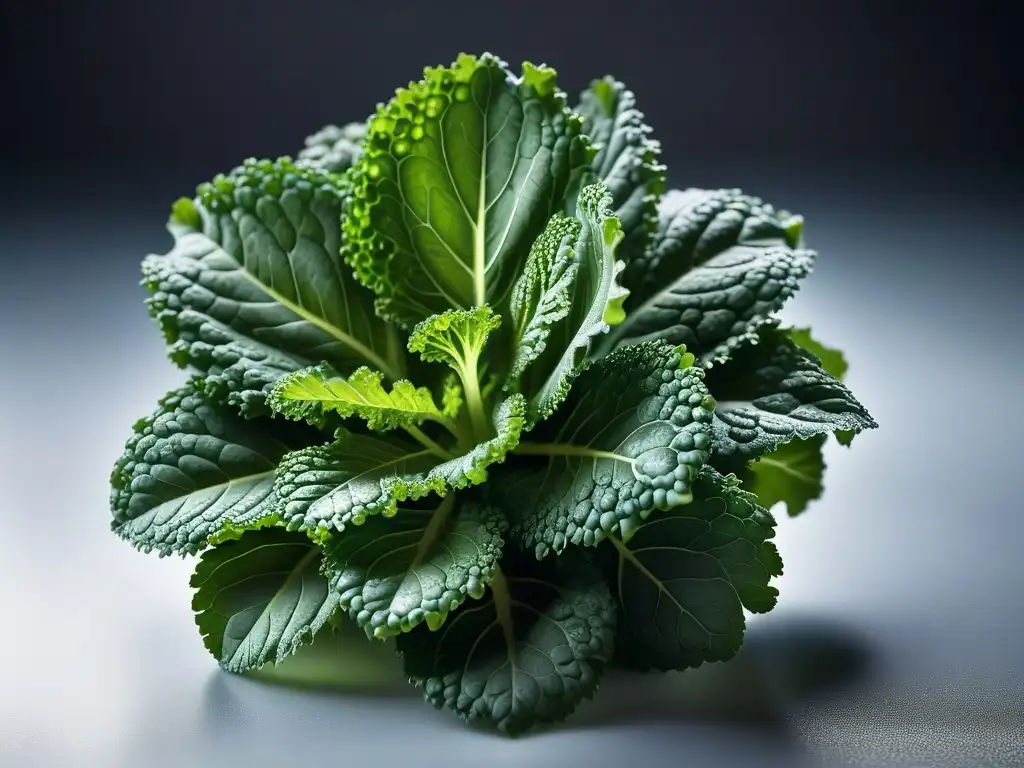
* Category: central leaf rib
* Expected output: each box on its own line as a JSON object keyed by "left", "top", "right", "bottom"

{"left": 474, "top": 131, "right": 487, "bottom": 307}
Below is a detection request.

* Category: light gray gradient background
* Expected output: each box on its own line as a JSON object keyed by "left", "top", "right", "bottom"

{"left": 1, "top": 168, "right": 1021, "bottom": 767}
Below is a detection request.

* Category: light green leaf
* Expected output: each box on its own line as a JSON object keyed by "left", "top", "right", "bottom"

{"left": 268, "top": 363, "right": 454, "bottom": 434}
{"left": 601, "top": 468, "right": 782, "bottom": 671}
{"left": 506, "top": 213, "right": 580, "bottom": 382}
{"left": 600, "top": 188, "right": 812, "bottom": 365}
{"left": 706, "top": 326, "right": 877, "bottom": 462}
{"left": 322, "top": 497, "right": 507, "bottom": 638}
{"left": 142, "top": 158, "right": 405, "bottom": 415}
{"left": 191, "top": 529, "right": 338, "bottom": 672}
{"left": 503, "top": 341, "right": 715, "bottom": 558}
{"left": 397, "top": 549, "right": 616, "bottom": 735}
{"left": 521, "top": 182, "right": 630, "bottom": 423}
{"left": 747, "top": 434, "right": 826, "bottom": 517}
{"left": 296, "top": 122, "right": 367, "bottom": 173}
{"left": 342, "top": 53, "right": 592, "bottom": 328}
{"left": 408, "top": 306, "right": 503, "bottom": 442}
{"left": 276, "top": 397, "right": 525, "bottom": 537}
{"left": 110, "top": 379, "right": 316, "bottom": 556}
{"left": 575, "top": 76, "right": 665, "bottom": 264}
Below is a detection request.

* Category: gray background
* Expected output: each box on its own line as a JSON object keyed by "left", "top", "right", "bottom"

{"left": 2, "top": 2, "right": 1022, "bottom": 766}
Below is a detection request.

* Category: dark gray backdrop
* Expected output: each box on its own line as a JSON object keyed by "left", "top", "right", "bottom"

{"left": 1, "top": 2, "right": 1021, "bottom": 766}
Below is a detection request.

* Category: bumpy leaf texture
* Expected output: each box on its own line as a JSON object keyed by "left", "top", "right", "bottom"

{"left": 110, "top": 379, "right": 316, "bottom": 555}
{"left": 343, "top": 53, "right": 592, "bottom": 327}
{"left": 398, "top": 549, "right": 616, "bottom": 735}
{"left": 321, "top": 497, "right": 506, "bottom": 637}
{"left": 602, "top": 188, "right": 812, "bottom": 365}
{"left": 706, "top": 326, "right": 876, "bottom": 462}
{"left": 502, "top": 341, "right": 715, "bottom": 557}
{"left": 601, "top": 468, "right": 782, "bottom": 671}
{"left": 142, "top": 159, "right": 404, "bottom": 416}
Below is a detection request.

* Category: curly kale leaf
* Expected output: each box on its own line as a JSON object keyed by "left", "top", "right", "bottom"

{"left": 574, "top": 76, "right": 665, "bottom": 265}
{"left": 599, "top": 188, "right": 813, "bottom": 365}
{"left": 342, "top": 53, "right": 592, "bottom": 328}
{"left": 268, "top": 363, "right": 458, "bottom": 435}
{"left": 516, "top": 183, "right": 629, "bottom": 423}
{"left": 601, "top": 468, "right": 782, "bottom": 671}
{"left": 275, "top": 396, "right": 524, "bottom": 538}
{"left": 110, "top": 379, "right": 317, "bottom": 556}
{"left": 706, "top": 326, "right": 876, "bottom": 462}
{"left": 296, "top": 122, "right": 367, "bottom": 173}
{"left": 397, "top": 548, "right": 616, "bottom": 735}
{"left": 191, "top": 529, "right": 338, "bottom": 672}
{"left": 500, "top": 341, "right": 715, "bottom": 558}
{"left": 142, "top": 158, "right": 405, "bottom": 416}
{"left": 321, "top": 497, "right": 506, "bottom": 638}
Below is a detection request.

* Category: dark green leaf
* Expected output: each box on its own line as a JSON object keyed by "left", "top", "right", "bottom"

{"left": 398, "top": 549, "right": 616, "bottom": 735}
{"left": 503, "top": 341, "right": 715, "bottom": 557}
{"left": 705, "top": 326, "right": 876, "bottom": 461}
{"left": 110, "top": 379, "right": 316, "bottom": 556}
{"left": 322, "top": 497, "right": 506, "bottom": 637}
{"left": 191, "top": 529, "right": 338, "bottom": 672}
{"left": 602, "top": 469, "right": 782, "bottom": 671}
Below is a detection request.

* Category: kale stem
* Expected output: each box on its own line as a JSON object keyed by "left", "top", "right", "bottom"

{"left": 404, "top": 426, "right": 456, "bottom": 460}
{"left": 460, "top": 350, "right": 490, "bottom": 443}
{"left": 489, "top": 568, "right": 516, "bottom": 658}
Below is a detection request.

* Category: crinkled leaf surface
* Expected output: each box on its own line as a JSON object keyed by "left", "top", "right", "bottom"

{"left": 268, "top": 363, "right": 450, "bottom": 432}
{"left": 706, "top": 327, "right": 877, "bottom": 461}
{"left": 322, "top": 498, "right": 506, "bottom": 638}
{"left": 142, "top": 158, "right": 404, "bottom": 415}
{"left": 787, "top": 327, "right": 848, "bottom": 381}
{"left": 602, "top": 468, "right": 782, "bottom": 671}
{"left": 343, "top": 53, "right": 591, "bottom": 327}
{"left": 746, "top": 434, "right": 827, "bottom": 517}
{"left": 296, "top": 122, "right": 367, "bottom": 173}
{"left": 110, "top": 380, "right": 316, "bottom": 556}
{"left": 191, "top": 529, "right": 338, "bottom": 672}
{"left": 520, "top": 183, "right": 629, "bottom": 422}
{"left": 397, "top": 549, "right": 616, "bottom": 735}
{"left": 506, "top": 213, "right": 580, "bottom": 382}
{"left": 276, "top": 396, "right": 524, "bottom": 536}
{"left": 574, "top": 76, "right": 664, "bottom": 264}
{"left": 602, "top": 188, "right": 813, "bottom": 364}
{"left": 503, "top": 341, "right": 715, "bottom": 558}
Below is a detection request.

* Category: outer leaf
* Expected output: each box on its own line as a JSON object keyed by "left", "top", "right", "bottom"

{"left": 110, "top": 379, "right": 315, "bottom": 556}
{"left": 602, "top": 468, "right": 782, "bottom": 672}
{"left": 506, "top": 213, "right": 581, "bottom": 382}
{"left": 397, "top": 549, "right": 616, "bottom": 735}
{"left": 268, "top": 363, "right": 451, "bottom": 432}
{"left": 503, "top": 341, "right": 715, "bottom": 558}
{"left": 296, "top": 122, "right": 367, "bottom": 173}
{"left": 276, "top": 397, "right": 525, "bottom": 536}
{"left": 746, "top": 434, "right": 826, "bottom": 517}
{"left": 522, "top": 183, "right": 630, "bottom": 422}
{"left": 191, "top": 529, "right": 338, "bottom": 672}
{"left": 601, "top": 188, "right": 813, "bottom": 364}
{"left": 142, "top": 158, "right": 404, "bottom": 415}
{"left": 342, "top": 53, "right": 591, "bottom": 328}
{"left": 706, "top": 327, "right": 877, "bottom": 462}
{"left": 787, "top": 327, "right": 848, "bottom": 381}
{"left": 321, "top": 498, "right": 506, "bottom": 638}
{"left": 574, "top": 76, "right": 665, "bottom": 264}
{"left": 786, "top": 326, "right": 859, "bottom": 447}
